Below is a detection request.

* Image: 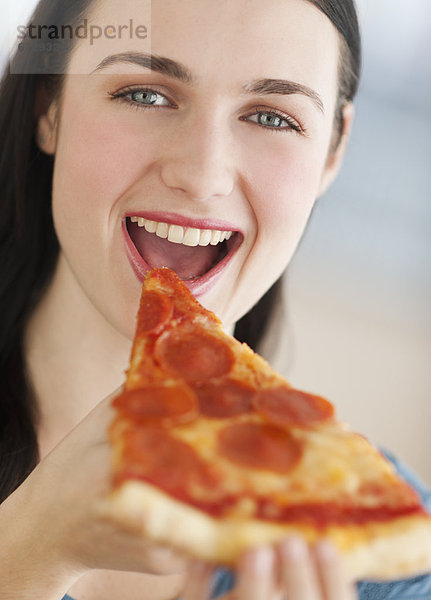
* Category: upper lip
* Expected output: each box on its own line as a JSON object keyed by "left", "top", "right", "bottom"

{"left": 124, "top": 210, "right": 241, "bottom": 234}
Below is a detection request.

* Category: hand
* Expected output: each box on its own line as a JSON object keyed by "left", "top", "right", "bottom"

{"left": 0, "top": 390, "right": 190, "bottom": 599}
{"left": 181, "top": 537, "right": 357, "bottom": 600}
{"left": 32, "top": 389, "right": 189, "bottom": 576}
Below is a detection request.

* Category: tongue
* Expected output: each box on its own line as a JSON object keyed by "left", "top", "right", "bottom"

{"left": 130, "top": 225, "right": 220, "bottom": 280}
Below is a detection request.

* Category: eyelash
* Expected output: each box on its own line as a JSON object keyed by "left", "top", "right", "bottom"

{"left": 108, "top": 86, "right": 304, "bottom": 134}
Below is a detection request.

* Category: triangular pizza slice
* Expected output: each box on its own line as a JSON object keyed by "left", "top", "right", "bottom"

{"left": 107, "top": 267, "right": 431, "bottom": 580}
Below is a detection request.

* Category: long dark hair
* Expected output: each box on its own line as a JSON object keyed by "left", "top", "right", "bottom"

{"left": 0, "top": 0, "right": 361, "bottom": 503}
{"left": 0, "top": 0, "right": 94, "bottom": 503}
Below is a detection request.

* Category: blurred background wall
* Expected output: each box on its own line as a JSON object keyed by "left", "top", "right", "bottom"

{"left": 0, "top": 1, "right": 35, "bottom": 67}
{"left": 264, "top": 0, "right": 431, "bottom": 484}
{"left": 1, "top": 0, "right": 430, "bottom": 482}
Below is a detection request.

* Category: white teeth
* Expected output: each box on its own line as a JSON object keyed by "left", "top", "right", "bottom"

{"left": 156, "top": 222, "right": 169, "bottom": 239}
{"left": 129, "top": 217, "right": 234, "bottom": 247}
{"left": 210, "top": 230, "right": 222, "bottom": 245}
{"left": 167, "top": 225, "right": 184, "bottom": 244}
{"left": 144, "top": 219, "right": 157, "bottom": 233}
{"left": 199, "top": 229, "right": 212, "bottom": 246}
{"left": 183, "top": 227, "right": 201, "bottom": 247}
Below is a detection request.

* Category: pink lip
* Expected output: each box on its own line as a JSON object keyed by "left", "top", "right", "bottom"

{"left": 122, "top": 214, "right": 243, "bottom": 297}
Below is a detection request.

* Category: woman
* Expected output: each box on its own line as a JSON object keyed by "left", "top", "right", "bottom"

{"left": 0, "top": 0, "right": 430, "bottom": 599}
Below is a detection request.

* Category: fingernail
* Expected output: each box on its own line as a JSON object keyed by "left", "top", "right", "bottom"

{"left": 279, "top": 535, "right": 308, "bottom": 560}
{"left": 244, "top": 546, "right": 274, "bottom": 573}
{"left": 314, "top": 540, "right": 337, "bottom": 563}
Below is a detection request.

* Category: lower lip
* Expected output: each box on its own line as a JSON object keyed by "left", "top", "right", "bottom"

{"left": 121, "top": 220, "right": 242, "bottom": 297}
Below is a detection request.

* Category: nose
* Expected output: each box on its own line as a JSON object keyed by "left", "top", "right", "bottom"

{"left": 160, "top": 111, "right": 235, "bottom": 202}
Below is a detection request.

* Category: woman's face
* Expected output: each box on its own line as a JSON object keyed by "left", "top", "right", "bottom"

{"left": 40, "top": 0, "right": 347, "bottom": 338}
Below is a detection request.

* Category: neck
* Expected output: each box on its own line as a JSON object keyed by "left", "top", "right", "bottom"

{"left": 25, "top": 253, "right": 132, "bottom": 458}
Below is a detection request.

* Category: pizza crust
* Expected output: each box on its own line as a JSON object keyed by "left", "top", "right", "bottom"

{"left": 102, "top": 480, "right": 431, "bottom": 581}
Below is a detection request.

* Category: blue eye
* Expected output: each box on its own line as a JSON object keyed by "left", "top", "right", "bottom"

{"left": 244, "top": 110, "right": 302, "bottom": 133}
{"left": 109, "top": 87, "right": 172, "bottom": 108}
{"left": 130, "top": 90, "right": 169, "bottom": 106}
{"left": 257, "top": 113, "right": 284, "bottom": 127}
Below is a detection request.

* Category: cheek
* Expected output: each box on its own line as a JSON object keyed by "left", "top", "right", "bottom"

{"left": 53, "top": 97, "right": 156, "bottom": 229}
{"left": 246, "top": 137, "right": 327, "bottom": 242}
{"left": 221, "top": 138, "right": 329, "bottom": 325}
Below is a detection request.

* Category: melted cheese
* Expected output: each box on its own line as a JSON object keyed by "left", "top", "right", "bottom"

{"left": 171, "top": 415, "right": 399, "bottom": 509}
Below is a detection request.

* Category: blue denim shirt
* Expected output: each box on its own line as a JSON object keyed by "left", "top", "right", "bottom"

{"left": 63, "top": 451, "right": 431, "bottom": 600}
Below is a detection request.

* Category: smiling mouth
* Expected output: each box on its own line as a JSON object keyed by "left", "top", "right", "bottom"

{"left": 125, "top": 216, "right": 242, "bottom": 281}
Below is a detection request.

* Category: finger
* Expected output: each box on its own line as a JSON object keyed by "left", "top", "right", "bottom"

{"left": 181, "top": 560, "right": 214, "bottom": 600}
{"left": 237, "top": 546, "right": 277, "bottom": 600}
{"left": 279, "top": 536, "right": 321, "bottom": 600}
{"left": 313, "top": 541, "right": 358, "bottom": 600}
{"left": 141, "top": 543, "right": 190, "bottom": 575}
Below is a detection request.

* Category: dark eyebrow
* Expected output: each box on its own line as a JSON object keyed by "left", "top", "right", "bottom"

{"left": 93, "top": 53, "right": 323, "bottom": 113}
{"left": 243, "top": 79, "right": 324, "bottom": 114}
{"left": 93, "top": 52, "right": 194, "bottom": 84}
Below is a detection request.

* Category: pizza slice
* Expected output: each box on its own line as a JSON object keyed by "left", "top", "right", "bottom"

{"left": 107, "top": 267, "right": 431, "bottom": 581}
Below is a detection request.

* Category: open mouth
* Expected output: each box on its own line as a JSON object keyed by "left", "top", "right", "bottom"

{"left": 124, "top": 215, "right": 243, "bottom": 284}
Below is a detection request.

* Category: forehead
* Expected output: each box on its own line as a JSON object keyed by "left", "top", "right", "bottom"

{"left": 69, "top": 0, "right": 339, "bottom": 98}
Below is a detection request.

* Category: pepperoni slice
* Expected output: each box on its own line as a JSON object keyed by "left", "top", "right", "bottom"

{"left": 253, "top": 386, "right": 334, "bottom": 427}
{"left": 195, "top": 379, "right": 255, "bottom": 418}
{"left": 218, "top": 422, "right": 302, "bottom": 473}
{"left": 137, "top": 290, "right": 173, "bottom": 335}
{"left": 113, "top": 384, "right": 198, "bottom": 425}
{"left": 154, "top": 328, "right": 234, "bottom": 382}
{"left": 122, "top": 426, "right": 221, "bottom": 494}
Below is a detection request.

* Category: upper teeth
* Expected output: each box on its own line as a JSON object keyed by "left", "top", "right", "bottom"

{"left": 129, "top": 217, "right": 233, "bottom": 247}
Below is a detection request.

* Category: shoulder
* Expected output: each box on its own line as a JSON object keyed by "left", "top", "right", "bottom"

{"left": 382, "top": 449, "right": 431, "bottom": 511}
{"left": 357, "top": 575, "right": 431, "bottom": 600}
{"left": 210, "top": 567, "right": 236, "bottom": 599}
